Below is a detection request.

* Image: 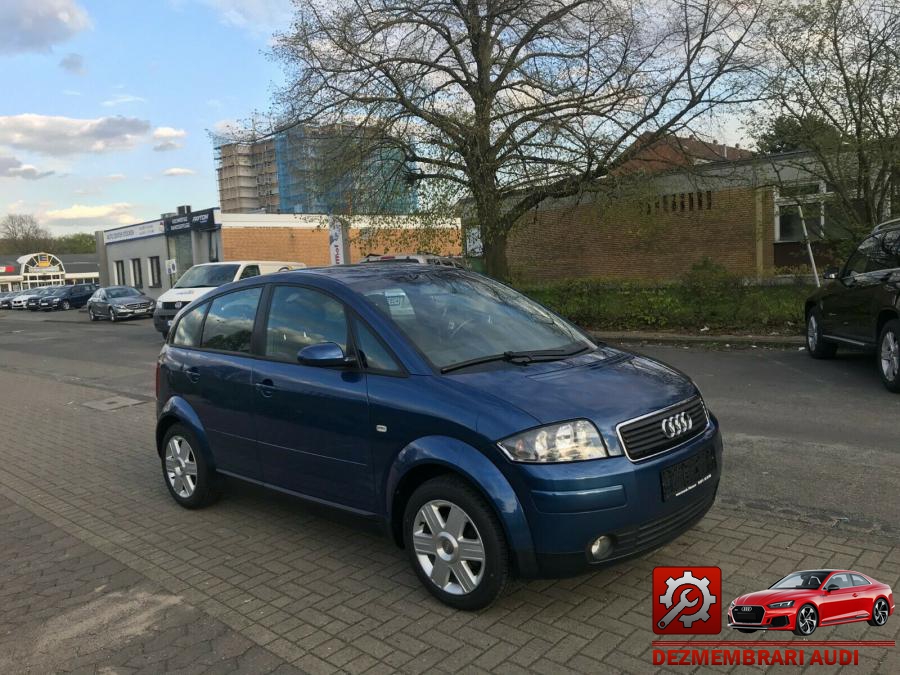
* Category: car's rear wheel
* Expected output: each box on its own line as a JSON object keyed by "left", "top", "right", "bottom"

{"left": 793, "top": 603, "right": 818, "bottom": 636}
{"left": 878, "top": 320, "right": 900, "bottom": 392}
{"left": 161, "top": 424, "right": 219, "bottom": 509}
{"left": 868, "top": 597, "right": 890, "bottom": 626}
{"left": 806, "top": 309, "right": 836, "bottom": 358}
{"left": 403, "top": 476, "right": 508, "bottom": 610}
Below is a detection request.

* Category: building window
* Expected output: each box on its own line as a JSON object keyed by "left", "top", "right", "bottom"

{"left": 706, "top": 191, "right": 713, "bottom": 209}
{"left": 775, "top": 182, "right": 830, "bottom": 242}
{"left": 688, "top": 193, "right": 694, "bottom": 211}
{"left": 114, "top": 260, "right": 125, "bottom": 285}
{"left": 131, "top": 258, "right": 143, "bottom": 288}
{"left": 149, "top": 257, "right": 162, "bottom": 288}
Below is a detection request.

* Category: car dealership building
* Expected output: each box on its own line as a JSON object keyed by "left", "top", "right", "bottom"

{"left": 0, "top": 253, "right": 100, "bottom": 292}
{"left": 97, "top": 206, "right": 462, "bottom": 299}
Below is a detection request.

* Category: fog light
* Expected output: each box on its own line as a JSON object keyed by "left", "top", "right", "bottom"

{"left": 590, "top": 535, "right": 613, "bottom": 560}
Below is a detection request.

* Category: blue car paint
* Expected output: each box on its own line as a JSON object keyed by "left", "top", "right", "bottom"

{"left": 156, "top": 265, "right": 723, "bottom": 578}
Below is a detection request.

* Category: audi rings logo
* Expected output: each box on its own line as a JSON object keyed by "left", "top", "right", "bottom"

{"left": 661, "top": 411, "right": 693, "bottom": 439}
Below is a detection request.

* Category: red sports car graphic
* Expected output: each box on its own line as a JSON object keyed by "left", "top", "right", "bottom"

{"left": 728, "top": 569, "right": 894, "bottom": 636}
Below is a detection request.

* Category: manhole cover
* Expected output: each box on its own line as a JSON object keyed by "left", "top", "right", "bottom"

{"left": 83, "top": 396, "right": 145, "bottom": 411}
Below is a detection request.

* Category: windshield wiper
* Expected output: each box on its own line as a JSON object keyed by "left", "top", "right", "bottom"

{"left": 440, "top": 346, "right": 591, "bottom": 374}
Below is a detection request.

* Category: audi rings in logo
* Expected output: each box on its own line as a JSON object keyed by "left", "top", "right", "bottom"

{"left": 661, "top": 411, "right": 693, "bottom": 439}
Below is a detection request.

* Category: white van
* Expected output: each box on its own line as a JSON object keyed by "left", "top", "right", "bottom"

{"left": 152, "top": 261, "right": 305, "bottom": 336}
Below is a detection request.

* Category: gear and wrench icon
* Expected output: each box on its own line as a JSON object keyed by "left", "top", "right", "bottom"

{"left": 658, "top": 570, "right": 717, "bottom": 628}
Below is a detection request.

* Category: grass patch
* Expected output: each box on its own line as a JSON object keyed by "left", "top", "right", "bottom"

{"left": 517, "top": 260, "right": 812, "bottom": 333}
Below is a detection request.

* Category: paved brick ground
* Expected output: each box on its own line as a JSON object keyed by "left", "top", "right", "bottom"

{"left": 0, "top": 369, "right": 897, "bottom": 673}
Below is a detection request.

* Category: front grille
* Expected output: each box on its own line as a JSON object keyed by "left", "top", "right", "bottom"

{"left": 162, "top": 302, "right": 181, "bottom": 310}
{"left": 617, "top": 397, "right": 708, "bottom": 461}
{"left": 732, "top": 606, "right": 764, "bottom": 624}
{"left": 126, "top": 302, "right": 150, "bottom": 309}
{"left": 610, "top": 488, "right": 715, "bottom": 559}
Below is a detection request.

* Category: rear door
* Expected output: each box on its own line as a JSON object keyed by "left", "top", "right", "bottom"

{"left": 170, "top": 286, "right": 264, "bottom": 479}
{"left": 252, "top": 284, "right": 374, "bottom": 511}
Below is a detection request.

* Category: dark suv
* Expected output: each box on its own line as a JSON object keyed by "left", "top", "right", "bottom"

{"left": 805, "top": 219, "right": 900, "bottom": 391}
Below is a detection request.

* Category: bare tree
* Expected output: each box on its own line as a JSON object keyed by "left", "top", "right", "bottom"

{"left": 0, "top": 214, "right": 53, "bottom": 254}
{"left": 272, "top": 0, "right": 762, "bottom": 277}
{"left": 756, "top": 0, "right": 900, "bottom": 246}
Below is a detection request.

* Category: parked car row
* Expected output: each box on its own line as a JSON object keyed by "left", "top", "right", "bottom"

{"left": 0, "top": 284, "right": 99, "bottom": 311}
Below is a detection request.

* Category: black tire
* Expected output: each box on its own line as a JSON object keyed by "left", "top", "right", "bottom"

{"left": 877, "top": 320, "right": 900, "bottom": 393}
{"left": 160, "top": 424, "right": 220, "bottom": 509}
{"left": 868, "top": 597, "right": 890, "bottom": 627}
{"left": 403, "top": 475, "right": 509, "bottom": 610}
{"left": 806, "top": 308, "right": 837, "bottom": 359}
{"left": 735, "top": 628, "right": 756, "bottom": 634}
{"left": 62, "top": 300, "right": 70, "bottom": 310}
{"left": 793, "top": 603, "right": 818, "bottom": 636}
{"left": 109, "top": 308, "right": 117, "bottom": 322}
{"left": 88, "top": 307, "right": 97, "bottom": 321}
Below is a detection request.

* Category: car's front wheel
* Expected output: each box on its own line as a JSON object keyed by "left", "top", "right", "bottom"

{"left": 61, "top": 299, "right": 70, "bottom": 310}
{"left": 161, "top": 424, "right": 219, "bottom": 509}
{"left": 88, "top": 307, "right": 97, "bottom": 321}
{"left": 806, "top": 309, "right": 836, "bottom": 358}
{"left": 403, "top": 476, "right": 509, "bottom": 610}
{"left": 793, "top": 603, "right": 818, "bottom": 636}
{"left": 109, "top": 307, "right": 118, "bottom": 322}
{"left": 878, "top": 320, "right": 900, "bottom": 392}
{"left": 868, "top": 597, "right": 890, "bottom": 627}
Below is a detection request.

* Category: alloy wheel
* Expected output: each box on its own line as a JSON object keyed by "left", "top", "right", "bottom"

{"left": 873, "top": 598, "right": 889, "bottom": 626}
{"left": 807, "top": 314, "right": 818, "bottom": 350}
{"left": 62, "top": 300, "right": 70, "bottom": 310}
{"left": 412, "top": 500, "right": 485, "bottom": 595}
{"left": 880, "top": 331, "right": 899, "bottom": 381}
{"left": 165, "top": 435, "right": 198, "bottom": 498}
{"left": 797, "top": 605, "right": 817, "bottom": 635}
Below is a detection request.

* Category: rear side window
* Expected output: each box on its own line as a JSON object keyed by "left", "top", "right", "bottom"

{"left": 172, "top": 302, "right": 208, "bottom": 347}
{"left": 265, "top": 286, "right": 347, "bottom": 362}
{"left": 852, "top": 574, "right": 871, "bottom": 586}
{"left": 200, "top": 287, "right": 262, "bottom": 353}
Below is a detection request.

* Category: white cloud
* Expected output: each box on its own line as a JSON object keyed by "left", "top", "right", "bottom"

{"left": 0, "top": 0, "right": 91, "bottom": 55}
{"left": 0, "top": 114, "right": 151, "bottom": 156}
{"left": 106, "top": 173, "right": 126, "bottom": 181}
{"left": 0, "top": 154, "right": 54, "bottom": 180}
{"left": 45, "top": 202, "right": 135, "bottom": 224}
{"left": 101, "top": 93, "right": 147, "bottom": 107}
{"left": 162, "top": 167, "right": 196, "bottom": 176}
{"left": 152, "top": 126, "right": 187, "bottom": 151}
{"left": 59, "top": 52, "right": 84, "bottom": 75}
{"left": 196, "top": 0, "right": 292, "bottom": 34}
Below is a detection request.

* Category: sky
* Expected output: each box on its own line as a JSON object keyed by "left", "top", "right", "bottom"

{"left": 0, "top": 0, "right": 291, "bottom": 234}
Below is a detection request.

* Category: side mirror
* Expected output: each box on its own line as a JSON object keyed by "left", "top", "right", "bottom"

{"left": 297, "top": 342, "right": 356, "bottom": 367}
{"left": 825, "top": 583, "right": 840, "bottom": 592}
{"left": 823, "top": 266, "right": 839, "bottom": 280}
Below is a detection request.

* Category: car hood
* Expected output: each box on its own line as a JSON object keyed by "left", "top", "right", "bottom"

{"left": 444, "top": 347, "right": 697, "bottom": 437}
{"left": 109, "top": 295, "right": 153, "bottom": 305}
{"left": 733, "top": 588, "right": 809, "bottom": 606}
{"left": 157, "top": 286, "right": 216, "bottom": 304}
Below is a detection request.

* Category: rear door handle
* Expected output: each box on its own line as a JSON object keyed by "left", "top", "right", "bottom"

{"left": 255, "top": 379, "right": 276, "bottom": 398}
{"left": 185, "top": 366, "right": 200, "bottom": 383}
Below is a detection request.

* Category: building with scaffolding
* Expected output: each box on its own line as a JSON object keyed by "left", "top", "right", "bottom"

{"left": 215, "top": 124, "right": 417, "bottom": 216}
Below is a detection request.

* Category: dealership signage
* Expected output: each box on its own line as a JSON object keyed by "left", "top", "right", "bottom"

{"left": 163, "top": 208, "right": 219, "bottom": 235}
{"left": 103, "top": 220, "right": 164, "bottom": 244}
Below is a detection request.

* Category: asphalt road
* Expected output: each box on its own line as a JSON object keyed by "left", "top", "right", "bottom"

{"left": 1, "top": 307, "right": 897, "bottom": 541}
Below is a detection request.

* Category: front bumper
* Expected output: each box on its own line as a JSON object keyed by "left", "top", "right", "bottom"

{"left": 510, "top": 417, "right": 723, "bottom": 577}
{"left": 114, "top": 305, "right": 154, "bottom": 317}
{"left": 728, "top": 606, "right": 795, "bottom": 631}
{"left": 153, "top": 308, "right": 176, "bottom": 333}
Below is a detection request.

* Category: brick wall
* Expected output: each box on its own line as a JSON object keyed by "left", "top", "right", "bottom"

{"left": 220, "top": 226, "right": 462, "bottom": 267}
{"left": 506, "top": 187, "right": 776, "bottom": 282}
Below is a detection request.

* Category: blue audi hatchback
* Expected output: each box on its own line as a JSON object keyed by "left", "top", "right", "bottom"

{"left": 156, "top": 265, "right": 722, "bottom": 609}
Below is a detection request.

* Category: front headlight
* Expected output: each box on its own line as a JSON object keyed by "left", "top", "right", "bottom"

{"left": 730, "top": 600, "right": 736, "bottom": 608}
{"left": 497, "top": 420, "right": 613, "bottom": 462}
{"left": 767, "top": 600, "right": 794, "bottom": 609}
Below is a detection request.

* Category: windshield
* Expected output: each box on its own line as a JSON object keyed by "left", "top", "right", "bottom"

{"left": 50, "top": 287, "right": 69, "bottom": 296}
{"left": 107, "top": 287, "right": 141, "bottom": 299}
{"left": 174, "top": 264, "right": 240, "bottom": 289}
{"left": 348, "top": 270, "right": 594, "bottom": 370}
{"left": 771, "top": 571, "right": 831, "bottom": 590}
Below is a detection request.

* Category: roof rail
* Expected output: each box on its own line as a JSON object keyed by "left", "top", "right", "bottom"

{"left": 873, "top": 217, "right": 900, "bottom": 233}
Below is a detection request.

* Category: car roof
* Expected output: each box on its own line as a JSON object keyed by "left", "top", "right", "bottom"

{"left": 264, "top": 262, "right": 469, "bottom": 285}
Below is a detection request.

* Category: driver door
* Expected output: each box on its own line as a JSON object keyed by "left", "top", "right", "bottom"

{"left": 818, "top": 573, "right": 857, "bottom": 623}
{"left": 252, "top": 285, "right": 374, "bottom": 511}
{"left": 824, "top": 236, "right": 880, "bottom": 342}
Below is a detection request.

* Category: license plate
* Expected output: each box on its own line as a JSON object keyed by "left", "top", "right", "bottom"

{"left": 660, "top": 447, "right": 716, "bottom": 501}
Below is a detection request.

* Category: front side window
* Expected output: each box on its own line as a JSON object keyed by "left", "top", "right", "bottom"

{"left": 844, "top": 236, "right": 879, "bottom": 276}
{"left": 265, "top": 286, "right": 347, "bottom": 362}
{"left": 200, "top": 287, "right": 262, "bottom": 353}
{"left": 174, "top": 264, "right": 240, "bottom": 289}
{"left": 827, "top": 573, "right": 852, "bottom": 589}
{"left": 353, "top": 318, "right": 401, "bottom": 373}
{"left": 346, "top": 270, "right": 594, "bottom": 370}
{"left": 239, "top": 264, "right": 261, "bottom": 279}
{"left": 172, "top": 302, "right": 208, "bottom": 347}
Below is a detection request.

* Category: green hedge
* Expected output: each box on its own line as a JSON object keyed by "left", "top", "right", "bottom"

{"left": 517, "top": 261, "right": 812, "bottom": 333}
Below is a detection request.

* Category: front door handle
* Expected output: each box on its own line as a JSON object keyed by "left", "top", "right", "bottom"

{"left": 255, "top": 379, "right": 276, "bottom": 398}
{"left": 185, "top": 366, "right": 200, "bottom": 383}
